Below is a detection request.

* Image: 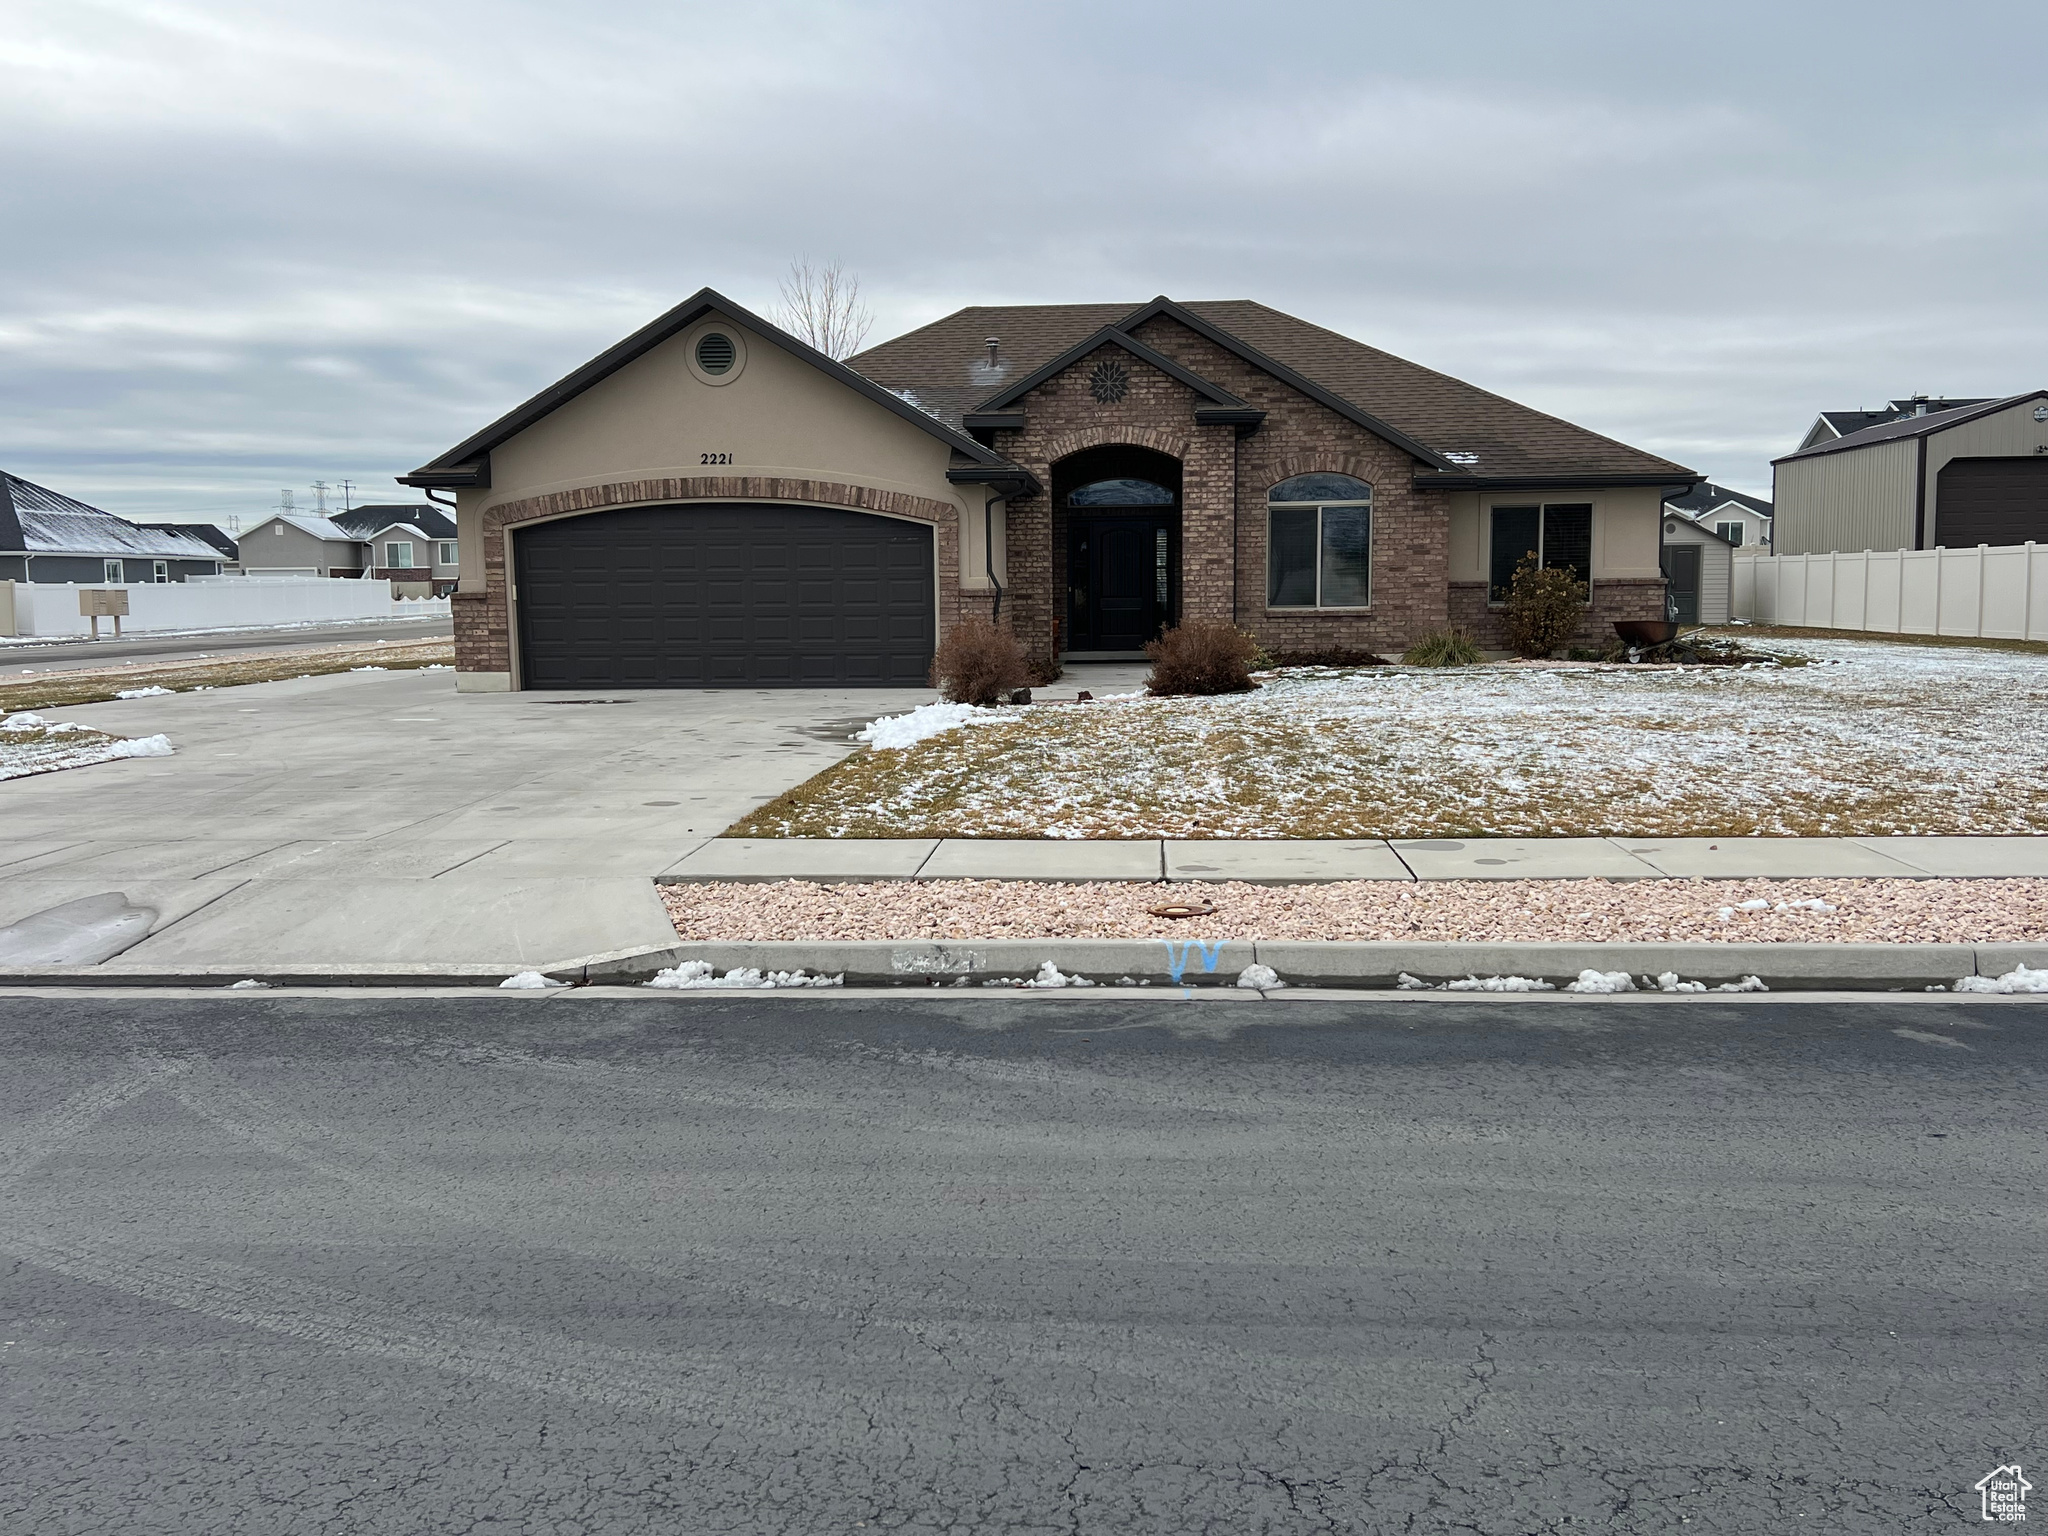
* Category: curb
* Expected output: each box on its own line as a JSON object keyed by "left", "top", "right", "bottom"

{"left": 2, "top": 938, "right": 2042, "bottom": 991}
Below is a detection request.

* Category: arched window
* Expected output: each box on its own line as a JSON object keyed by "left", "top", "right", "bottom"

{"left": 1067, "top": 478, "right": 1175, "bottom": 507}
{"left": 1267, "top": 475, "right": 1371, "bottom": 608}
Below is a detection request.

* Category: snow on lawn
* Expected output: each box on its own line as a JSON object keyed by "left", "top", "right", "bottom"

{"left": 733, "top": 638, "right": 2048, "bottom": 839}
{"left": 0, "top": 712, "right": 174, "bottom": 780}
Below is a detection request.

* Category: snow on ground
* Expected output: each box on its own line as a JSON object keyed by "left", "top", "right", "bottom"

{"left": 0, "top": 712, "right": 174, "bottom": 780}
{"left": 854, "top": 701, "right": 1003, "bottom": 750}
{"left": 735, "top": 638, "right": 2048, "bottom": 839}
{"left": 659, "top": 876, "right": 2048, "bottom": 944}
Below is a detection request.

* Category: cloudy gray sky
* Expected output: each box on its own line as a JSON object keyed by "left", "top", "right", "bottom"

{"left": 3, "top": 0, "right": 2040, "bottom": 522}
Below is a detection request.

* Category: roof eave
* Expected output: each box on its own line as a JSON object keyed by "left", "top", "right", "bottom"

{"left": 1413, "top": 471, "right": 1700, "bottom": 491}
{"left": 1113, "top": 297, "right": 1458, "bottom": 471}
{"left": 403, "top": 287, "right": 1008, "bottom": 481}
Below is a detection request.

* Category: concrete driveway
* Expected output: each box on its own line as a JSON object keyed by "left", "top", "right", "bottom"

{"left": 0, "top": 667, "right": 935, "bottom": 970}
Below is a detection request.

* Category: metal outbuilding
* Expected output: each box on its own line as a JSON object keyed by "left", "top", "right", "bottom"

{"left": 1771, "top": 391, "right": 2048, "bottom": 555}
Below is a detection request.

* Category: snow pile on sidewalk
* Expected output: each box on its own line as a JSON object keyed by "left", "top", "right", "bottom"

{"left": 1955, "top": 963, "right": 2048, "bottom": 994}
{"left": 983, "top": 961, "right": 1095, "bottom": 988}
{"left": 855, "top": 701, "right": 997, "bottom": 751}
{"left": 646, "top": 961, "right": 843, "bottom": 989}
{"left": 0, "top": 711, "right": 174, "bottom": 780}
{"left": 115, "top": 685, "right": 175, "bottom": 699}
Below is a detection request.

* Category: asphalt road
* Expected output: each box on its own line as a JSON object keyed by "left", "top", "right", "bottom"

{"left": 0, "top": 615, "right": 453, "bottom": 674}
{"left": 1, "top": 993, "right": 2038, "bottom": 1534}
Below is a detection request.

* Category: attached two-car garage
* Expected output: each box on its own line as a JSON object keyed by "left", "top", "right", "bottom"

{"left": 513, "top": 503, "right": 935, "bottom": 689}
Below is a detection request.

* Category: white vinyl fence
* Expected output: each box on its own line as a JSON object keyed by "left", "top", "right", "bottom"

{"left": 1733, "top": 544, "right": 2048, "bottom": 641}
{"left": 0, "top": 577, "right": 450, "bottom": 638}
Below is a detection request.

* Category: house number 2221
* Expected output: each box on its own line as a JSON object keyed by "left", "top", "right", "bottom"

{"left": 700, "top": 452, "right": 733, "bottom": 465}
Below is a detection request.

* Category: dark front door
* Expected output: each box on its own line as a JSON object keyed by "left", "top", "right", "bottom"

{"left": 1662, "top": 544, "right": 1701, "bottom": 625}
{"left": 1067, "top": 516, "right": 1174, "bottom": 652}
{"left": 513, "top": 502, "right": 934, "bottom": 689}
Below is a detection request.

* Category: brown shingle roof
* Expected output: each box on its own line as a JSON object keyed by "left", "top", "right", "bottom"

{"left": 851, "top": 298, "right": 1692, "bottom": 481}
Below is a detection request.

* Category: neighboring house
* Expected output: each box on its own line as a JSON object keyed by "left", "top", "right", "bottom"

{"left": 1663, "top": 481, "right": 1772, "bottom": 551}
{"left": 1659, "top": 512, "right": 1736, "bottom": 626}
{"left": 330, "top": 504, "right": 460, "bottom": 592}
{"left": 1795, "top": 396, "right": 1997, "bottom": 454}
{"left": 0, "top": 472, "right": 224, "bottom": 583}
{"left": 400, "top": 285, "right": 1696, "bottom": 692}
{"left": 236, "top": 513, "right": 370, "bottom": 577}
{"left": 136, "top": 521, "right": 240, "bottom": 572}
{"left": 1772, "top": 391, "right": 2048, "bottom": 555}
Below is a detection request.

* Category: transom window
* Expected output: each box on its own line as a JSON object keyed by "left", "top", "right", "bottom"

{"left": 1267, "top": 474, "right": 1371, "bottom": 609}
{"left": 1488, "top": 504, "right": 1591, "bottom": 603}
{"left": 1067, "top": 478, "right": 1174, "bottom": 507}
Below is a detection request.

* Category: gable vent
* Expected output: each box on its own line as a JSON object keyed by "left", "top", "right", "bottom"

{"left": 694, "top": 332, "right": 736, "bottom": 374}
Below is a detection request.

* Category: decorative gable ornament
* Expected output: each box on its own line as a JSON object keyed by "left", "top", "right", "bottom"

{"left": 1089, "top": 359, "right": 1129, "bottom": 405}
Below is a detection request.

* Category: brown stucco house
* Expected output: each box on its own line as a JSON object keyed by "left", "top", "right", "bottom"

{"left": 400, "top": 287, "right": 1695, "bottom": 691}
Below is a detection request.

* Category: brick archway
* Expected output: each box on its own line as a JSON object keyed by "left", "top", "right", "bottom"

{"left": 1042, "top": 426, "right": 1191, "bottom": 466}
{"left": 1246, "top": 453, "right": 1386, "bottom": 496}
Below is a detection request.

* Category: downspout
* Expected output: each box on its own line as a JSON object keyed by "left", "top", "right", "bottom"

{"left": 984, "top": 492, "right": 1004, "bottom": 622}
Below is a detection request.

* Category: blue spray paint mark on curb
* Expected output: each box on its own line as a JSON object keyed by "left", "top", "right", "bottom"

{"left": 1159, "top": 938, "right": 1228, "bottom": 985}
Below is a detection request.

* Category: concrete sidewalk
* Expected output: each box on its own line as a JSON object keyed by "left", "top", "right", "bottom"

{"left": 664, "top": 834, "right": 2048, "bottom": 884}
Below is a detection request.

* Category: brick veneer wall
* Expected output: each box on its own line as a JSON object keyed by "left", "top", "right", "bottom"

{"left": 457, "top": 475, "right": 962, "bottom": 683}
{"left": 987, "top": 321, "right": 1453, "bottom": 666}
{"left": 1129, "top": 317, "right": 1449, "bottom": 655}
{"left": 1448, "top": 577, "right": 1668, "bottom": 650}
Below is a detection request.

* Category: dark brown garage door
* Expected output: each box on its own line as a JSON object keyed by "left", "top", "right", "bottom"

{"left": 513, "top": 503, "right": 934, "bottom": 688}
{"left": 1935, "top": 457, "right": 2048, "bottom": 547}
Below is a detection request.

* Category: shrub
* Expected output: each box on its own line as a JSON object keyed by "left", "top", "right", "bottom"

{"left": 929, "top": 616, "right": 1033, "bottom": 705}
{"left": 1501, "top": 556, "right": 1589, "bottom": 659}
{"left": 1401, "top": 628, "right": 1484, "bottom": 667}
{"left": 1145, "top": 619, "right": 1262, "bottom": 696}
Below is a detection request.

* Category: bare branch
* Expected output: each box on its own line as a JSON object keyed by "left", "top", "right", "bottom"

{"left": 775, "top": 257, "right": 874, "bottom": 361}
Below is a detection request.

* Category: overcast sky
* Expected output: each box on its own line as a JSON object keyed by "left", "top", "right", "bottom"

{"left": 3, "top": 0, "right": 2040, "bottom": 522}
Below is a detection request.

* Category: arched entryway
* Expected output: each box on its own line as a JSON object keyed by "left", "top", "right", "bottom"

{"left": 1053, "top": 445, "right": 1181, "bottom": 656}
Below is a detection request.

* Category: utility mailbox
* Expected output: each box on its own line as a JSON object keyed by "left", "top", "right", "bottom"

{"left": 80, "top": 587, "right": 130, "bottom": 639}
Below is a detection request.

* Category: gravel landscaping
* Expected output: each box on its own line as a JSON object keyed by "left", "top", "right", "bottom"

{"left": 730, "top": 635, "right": 2048, "bottom": 841}
{"left": 660, "top": 876, "right": 2048, "bottom": 945}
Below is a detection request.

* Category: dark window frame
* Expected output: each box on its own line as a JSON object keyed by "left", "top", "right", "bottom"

{"left": 1487, "top": 502, "right": 1594, "bottom": 605}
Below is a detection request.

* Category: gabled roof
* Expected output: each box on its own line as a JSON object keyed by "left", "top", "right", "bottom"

{"left": 1662, "top": 510, "right": 1739, "bottom": 547}
{"left": 400, "top": 286, "right": 1021, "bottom": 490}
{"left": 0, "top": 473, "right": 226, "bottom": 561}
{"left": 246, "top": 512, "right": 360, "bottom": 544}
{"left": 333, "top": 503, "right": 457, "bottom": 540}
{"left": 964, "top": 324, "right": 1263, "bottom": 431}
{"left": 136, "top": 521, "right": 239, "bottom": 558}
{"left": 851, "top": 297, "right": 1695, "bottom": 484}
{"left": 1776, "top": 390, "right": 2048, "bottom": 462}
{"left": 1665, "top": 481, "right": 1772, "bottom": 518}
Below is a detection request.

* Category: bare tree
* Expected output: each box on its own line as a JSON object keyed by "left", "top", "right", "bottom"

{"left": 776, "top": 257, "right": 874, "bottom": 360}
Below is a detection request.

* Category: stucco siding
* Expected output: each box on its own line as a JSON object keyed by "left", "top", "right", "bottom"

{"left": 1773, "top": 438, "right": 1917, "bottom": 554}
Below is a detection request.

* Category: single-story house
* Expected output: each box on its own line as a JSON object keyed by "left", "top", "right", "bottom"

{"left": 237, "top": 513, "right": 370, "bottom": 577}
{"left": 1659, "top": 512, "right": 1736, "bottom": 626}
{"left": 400, "top": 286, "right": 1698, "bottom": 692}
{"left": 1795, "top": 396, "right": 1996, "bottom": 454}
{"left": 0, "top": 472, "right": 225, "bottom": 583}
{"left": 1663, "top": 481, "right": 1772, "bottom": 551}
{"left": 1772, "top": 391, "right": 2048, "bottom": 555}
{"left": 137, "top": 521, "right": 240, "bottom": 571}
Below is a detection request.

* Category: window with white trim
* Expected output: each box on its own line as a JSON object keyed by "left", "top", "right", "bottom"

{"left": 1715, "top": 521, "right": 1743, "bottom": 546}
{"left": 436, "top": 540, "right": 456, "bottom": 565}
{"left": 1266, "top": 474, "right": 1372, "bottom": 609}
{"left": 103, "top": 560, "right": 123, "bottom": 584}
{"left": 152, "top": 560, "right": 168, "bottom": 583}
{"left": 1489, "top": 504, "right": 1592, "bottom": 603}
{"left": 384, "top": 540, "right": 415, "bottom": 569}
